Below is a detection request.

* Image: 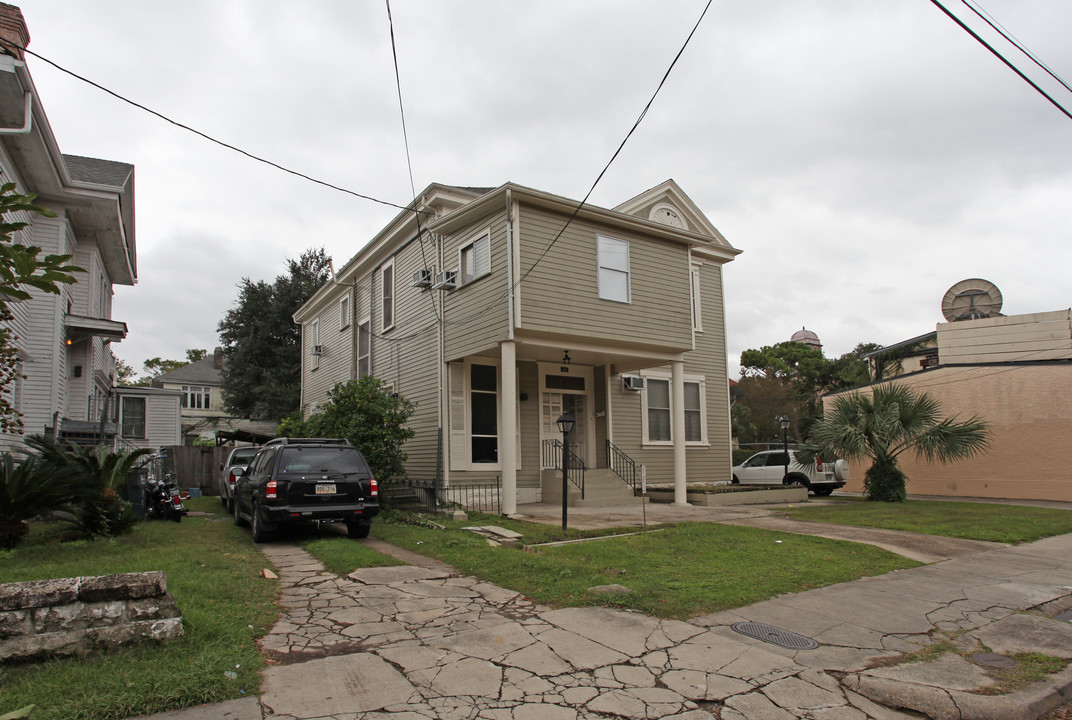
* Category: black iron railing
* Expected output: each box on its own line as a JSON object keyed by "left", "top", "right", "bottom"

{"left": 381, "top": 478, "right": 502, "bottom": 515}
{"left": 606, "top": 440, "right": 639, "bottom": 492}
{"left": 542, "top": 439, "right": 586, "bottom": 499}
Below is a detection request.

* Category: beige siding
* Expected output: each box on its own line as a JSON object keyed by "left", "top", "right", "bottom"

{"left": 517, "top": 207, "right": 693, "bottom": 351}
{"left": 301, "top": 293, "right": 353, "bottom": 417}
{"left": 374, "top": 237, "right": 444, "bottom": 482}
{"left": 605, "top": 261, "right": 732, "bottom": 485}
{"left": 938, "top": 310, "right": 1072, "bottom": 365}
{"left": 441, "top": 213, "right": 511, "bottom": 362}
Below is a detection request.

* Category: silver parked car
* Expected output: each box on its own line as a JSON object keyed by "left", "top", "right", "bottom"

{"left": 218, "top": 445, "right": 262, "bottom": 513}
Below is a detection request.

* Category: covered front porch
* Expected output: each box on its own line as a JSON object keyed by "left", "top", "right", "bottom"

{"left": 445, "top": 334, "right": 698, "bottom": 515}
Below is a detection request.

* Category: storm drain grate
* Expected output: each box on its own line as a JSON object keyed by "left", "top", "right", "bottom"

{"left": 731, "top": 622, "right": 818, "bottom": 650}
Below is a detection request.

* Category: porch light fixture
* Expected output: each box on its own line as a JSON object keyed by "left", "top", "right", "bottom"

{"left": 556, "top": 412, "right": 575, "bottom": 531}
{"left": 561, "top": 350, "right": 571, "bottom": 373}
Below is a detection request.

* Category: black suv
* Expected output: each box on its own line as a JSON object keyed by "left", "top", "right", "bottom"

{"left": 233, "top": 438, "right": 379, "bottom": 541}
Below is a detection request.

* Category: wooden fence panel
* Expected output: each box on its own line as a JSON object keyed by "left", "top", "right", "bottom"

{"left": 164, "top": 446, "right": 228, "bottom": 495}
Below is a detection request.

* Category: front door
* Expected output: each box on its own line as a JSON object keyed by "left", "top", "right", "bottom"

{"left": 539, "top": 363, "right": 593, "bottom": 469}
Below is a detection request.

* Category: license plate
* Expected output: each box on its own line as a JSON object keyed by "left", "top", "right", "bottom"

{"left": 315, "top": 483, "right": 336, "bottom": 495}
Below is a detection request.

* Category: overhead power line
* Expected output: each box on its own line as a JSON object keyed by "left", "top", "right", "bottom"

{"left": 0, "top": 38, "right": 427, "bottom": 215}
{"left": 929, "top": 0, "right": 1072, "bottom": 120}
{"left": 961, "top": 0, "right": 1072, "bottom": 97}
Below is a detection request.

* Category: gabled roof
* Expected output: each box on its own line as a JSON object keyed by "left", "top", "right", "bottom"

{"left": 151, "top": 356, "right": 222, "bottom": 386}
{"left": 64, "top": 154, "right": 133, "bottom": 187}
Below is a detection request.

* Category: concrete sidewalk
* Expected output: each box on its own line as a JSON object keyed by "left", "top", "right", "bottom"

{"left": 129, "top": 520, "right": 1072, "bottom": 720}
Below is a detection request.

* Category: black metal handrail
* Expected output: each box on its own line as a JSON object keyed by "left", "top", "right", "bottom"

{"left": 542, "top": 439, "right": 586, "bottom": 499}
{"left": 606, "top": 440, "right": 639, "bottom": 492}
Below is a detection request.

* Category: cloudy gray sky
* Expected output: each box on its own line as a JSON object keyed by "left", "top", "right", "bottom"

{"left": 15, "top": 1, "right": 1072, "bottom": 376}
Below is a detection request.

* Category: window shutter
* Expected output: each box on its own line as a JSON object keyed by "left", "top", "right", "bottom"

{"left": 475, "top": 235, "right": 491, "bottom": 276}
{"left": 449, "top": 363, "right": 467, "bottom": 471}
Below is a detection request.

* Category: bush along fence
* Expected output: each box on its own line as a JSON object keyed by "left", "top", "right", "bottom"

{"left": 382, "top": 478, "right": 502, "bottom": 515}
{"left": 0, "top": 571, "right": 184, "bottom": 664}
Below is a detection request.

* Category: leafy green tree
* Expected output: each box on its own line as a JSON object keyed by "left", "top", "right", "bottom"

{"left": 0, "top": 184, "right": 84, "bottom": 433}
{"left": 283, "top": 376, "right": 416, "bottom": 486}
{"left": 736, "top": 340, "right": 882, "bottom": 442}
{"left": 797, "top": 383, "right": 990, "bottom": 502}
{"left": 218, "top": 248, "right": 331, "bottom": 421}
{"left": 114, "top": 357, "right": 138, "bottom": 385}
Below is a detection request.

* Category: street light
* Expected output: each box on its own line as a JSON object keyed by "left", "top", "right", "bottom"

{"left": 556, "top": 412, "right": 575, "bottom": 531}
{"left": 778, "top": 415, "right": 791, "bottom": 482}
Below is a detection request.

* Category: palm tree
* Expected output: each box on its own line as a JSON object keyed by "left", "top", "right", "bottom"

{"left": 799, "top": 383, "right": 991, "bottom": 502}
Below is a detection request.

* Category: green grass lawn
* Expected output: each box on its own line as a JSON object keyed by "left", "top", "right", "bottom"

{"left": 352, "top": 512, "right": 921, "bottom": 619}
{"left": 778, "top": 498, "right": 1072, "bottom": 543}
{"left": 0, "top": 498, "right": 279, "bottom": 720}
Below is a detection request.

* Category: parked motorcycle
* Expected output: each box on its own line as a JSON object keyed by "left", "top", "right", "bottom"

{"left": 144, "top": 472, "right": 187, "bottom": 522}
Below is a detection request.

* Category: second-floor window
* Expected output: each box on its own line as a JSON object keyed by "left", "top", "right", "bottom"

{"left": 461, "top": 232, "right": 491, "bottom": 284}
{"left": 121, "top": 396, "right": 145, "bottom": 438}
{"left": 382, "top": 260, "right": 395, "bottom": 331}
{"left": 340, "top": 296, "right": 350, "bottom": 330}
{"left": 181, "top": 385, "right": 211, "bottom": 409}
{"left": 597, "top": 235, "right": 630, "bottom": 303}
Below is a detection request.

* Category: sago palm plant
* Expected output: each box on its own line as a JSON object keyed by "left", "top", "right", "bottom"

{"left": 798, "top": 383, "right": 990, "bottom": 502}
{"left": 0, "top": 453, "right": 81, "bottom": 549}
{"left": 25, "top": 435, "right": 154, "bottom": 539}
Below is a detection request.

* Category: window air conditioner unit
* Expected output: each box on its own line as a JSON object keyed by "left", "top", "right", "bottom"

{"left": 411, "top": 269, "right": 432, "bottom": 288}
{"left": 623, "top": 376, "right": 645, "bottom": 391}
{"left": 432, "top": 270, "right": 457, "bottom": 291}
{"left": 311, "top": 345, "right": 323, "bottom": 357}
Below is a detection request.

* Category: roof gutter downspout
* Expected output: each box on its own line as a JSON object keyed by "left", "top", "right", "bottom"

{"left": 505, "top": 188, "right": 515, "bottom": 340}
{"left": 0, "top": 91, "right": 32, "bottom": 134}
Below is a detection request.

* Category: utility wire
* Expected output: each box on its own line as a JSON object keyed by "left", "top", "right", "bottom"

{"left": 961, "top": 0, "right": 1072, "bottom": 97}
{"left": 384, "top": 0, "right": 439, "bottom": 323}
{"left": 374, "top": 0, "right": 715, "bottom": 341}
{"left": 0, "top": 38, "right": 429, "bottom": 215}
{"left": 929, "top": 0, "right": 1072, "bottom": 120}
{"left": 439, "top": 0, "right": 715, "bottom": 333}
{"left": 514, "top": 0, "right": 714, "bottom": 291}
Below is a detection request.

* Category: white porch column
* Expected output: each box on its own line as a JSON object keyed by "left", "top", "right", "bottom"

{"left": 501, "top": 340, "right": 518, "bottom": 515}
{"left": 671, "top": 359, "right": 688, "bottom": 505}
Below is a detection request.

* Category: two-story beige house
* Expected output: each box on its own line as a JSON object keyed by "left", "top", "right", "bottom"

{"left": 294, "top": 180, "right": 740, "bottom": 514}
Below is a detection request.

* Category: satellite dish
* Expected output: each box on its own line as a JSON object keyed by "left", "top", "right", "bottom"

{"left": 941, "top": 278, "right": 1003, "bottom": 322}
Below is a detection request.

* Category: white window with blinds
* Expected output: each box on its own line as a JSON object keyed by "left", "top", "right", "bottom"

{"left": 640, "top": 371, "right": 708, "bottom": 446}
{"left": 597, "top": 235, "right": 630, "bottom": 303}
{"left": 460, "top": 231, "right": 491, "bottom": 285}
{"left": 381, "top": 260, "right": 395, "bottom": 331}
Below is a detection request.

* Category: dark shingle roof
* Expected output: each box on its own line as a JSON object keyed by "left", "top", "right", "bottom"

{"left": 63, "top": 154, "right": 133, "bottom": 187}
{"left": 151, "top": 357, "right": 221, "bottom": 386}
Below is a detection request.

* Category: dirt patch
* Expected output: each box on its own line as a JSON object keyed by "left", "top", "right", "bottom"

{"left": 262, "top": 640, "right": 369, "bottom": 665}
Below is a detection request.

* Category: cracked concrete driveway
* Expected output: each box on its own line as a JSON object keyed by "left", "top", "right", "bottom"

{"left": 241, "top": 529, "right": 1072, "bottom": 720}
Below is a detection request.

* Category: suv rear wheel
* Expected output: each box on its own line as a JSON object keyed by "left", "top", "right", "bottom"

{"left": 250, "top": 500, "right": 275, "bottom": 543}
{"left": 233, "top": 495, "right": 248, "bottom": 527}
{"left": 347, "top": 519, "right": 372, "bottom": 539}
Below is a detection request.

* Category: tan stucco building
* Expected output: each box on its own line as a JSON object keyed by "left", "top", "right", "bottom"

{"left": 830, "top": 309, "right": 1072, "bottom": 502}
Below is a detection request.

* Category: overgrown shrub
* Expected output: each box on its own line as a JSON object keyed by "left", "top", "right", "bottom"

{"left": 0, "top": 453, "right": 81, "bottom": 549}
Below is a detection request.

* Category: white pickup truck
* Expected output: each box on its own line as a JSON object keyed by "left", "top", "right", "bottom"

{"left": 731, "top": 449, "right": 849, "bottom": 496}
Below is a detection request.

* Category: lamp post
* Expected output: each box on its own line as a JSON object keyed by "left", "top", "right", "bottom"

{"left": 778, "top": 415, "right": 791, "bottom": 482}
{"left": 556, "top": 412, "right": 575, "bottom": 531}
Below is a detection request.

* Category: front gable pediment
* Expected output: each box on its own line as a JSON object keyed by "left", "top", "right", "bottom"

{"left": 613, "top": 179, "right": 733, "bottom": 250}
